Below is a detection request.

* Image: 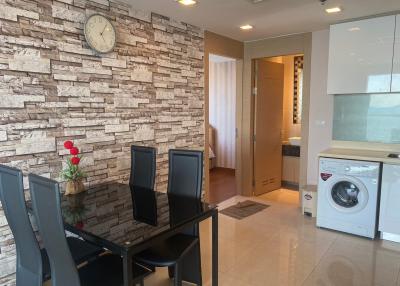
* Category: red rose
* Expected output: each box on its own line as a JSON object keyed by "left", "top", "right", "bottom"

{"left": 71, "top": 157, "right": 80, "bottom": 165}
{"left": 75, "top": 221, "right": 84, "bottom": 229}
{"left": 70, "top": 147, "right": 79, "bottom": 156}
{"left": 64, "top": 140, "right": 74, "bottom": 149}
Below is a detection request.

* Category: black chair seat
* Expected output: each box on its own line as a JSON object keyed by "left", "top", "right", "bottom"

{"left": 79, "top": 254, "right": 149, "bottom": 286}
{"left": 135, "top": 234, "right": 199, "bottom": 267}
{"left": 134, "top": 150, "right": 204, "bottom": 286}
{"left": 66, "top": 237, "right": 104, "bottom": 264}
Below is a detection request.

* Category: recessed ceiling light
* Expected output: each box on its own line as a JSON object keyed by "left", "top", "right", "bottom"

{"left": 348, "top": 27, "right": 360, "bottom": 32}
{"left": 176, "top": 0, "right": 197, "bottom": 6}
{"left": 325, "top": 7, "right": 342, "bottom": 13}
{"left": 240, "top": 24, "right": 253, "bottom": 30}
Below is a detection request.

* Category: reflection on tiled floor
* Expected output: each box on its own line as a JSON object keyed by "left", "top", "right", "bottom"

{"left": 259, "top": 188, "right": 300, "bottom": 206}
{"left": 145, "top": 189, "right": 400, "bottom": 286}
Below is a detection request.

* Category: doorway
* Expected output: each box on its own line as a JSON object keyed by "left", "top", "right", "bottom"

{"left": 252, "top": 54, "right": 304, "bottom": 200}
{"left": 208, "top": 54, "right": 238, "bottom": 204}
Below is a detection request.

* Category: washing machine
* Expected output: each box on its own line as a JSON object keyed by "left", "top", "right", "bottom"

{"left": 317, "top": 157, "right": 381, "bottom": 238}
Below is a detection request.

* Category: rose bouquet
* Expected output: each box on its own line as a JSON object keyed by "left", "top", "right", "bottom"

{"left": 61, "top": 140, "right": 86, "bottom": 195}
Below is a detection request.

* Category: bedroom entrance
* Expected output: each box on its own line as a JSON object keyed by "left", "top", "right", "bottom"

{"left": 208, "top": 54, "right": 238, "bottom": 204}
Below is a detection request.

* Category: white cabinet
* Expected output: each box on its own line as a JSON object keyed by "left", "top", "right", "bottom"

{"left": 379, "top": 164, "right": 400, "bottom": 236}
{"left": 327, "top": 15, "right": 396, "bottom": 94}
{"left": 282, "top": 156, "right": 299, "bottom": 184}
{"left": 392, "top": 15, "right": 400, "bottom": 92}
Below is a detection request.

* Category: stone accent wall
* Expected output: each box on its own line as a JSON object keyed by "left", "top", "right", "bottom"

{"left": 0, "top": 0, "right": 204, "bottom": 283}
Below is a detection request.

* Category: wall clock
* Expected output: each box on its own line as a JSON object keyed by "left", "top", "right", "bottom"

{"left": 84, "top": 14, "right": 116, "bottom": 54}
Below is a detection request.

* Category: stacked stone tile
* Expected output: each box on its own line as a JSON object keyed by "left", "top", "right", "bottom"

{"left": 0, "top": 0, "right": 204, "bottom": 283}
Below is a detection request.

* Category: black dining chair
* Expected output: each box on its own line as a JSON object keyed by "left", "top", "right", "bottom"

{"left": 0, "top": 165, "right": 45, "bottom": 286}
{"left": 135, "top": 149, "right": 204, "bottom": 286}
{"left": 28, "top": 174, "right": 149, "bottom": 286}
{"left": 129, "top": 145, "right": 156, "bottom": 190}
{"left": 129, "top": 146, "right": 158, "bottom": 226}
{"left": 0, "top": 165, "right": 105, "bottom": 285}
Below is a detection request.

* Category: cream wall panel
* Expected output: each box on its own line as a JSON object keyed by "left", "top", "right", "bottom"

{"left": 307, "top": 30, "right": 333, "bottom": 185}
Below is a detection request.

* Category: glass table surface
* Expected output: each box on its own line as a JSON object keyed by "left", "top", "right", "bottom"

{"left": 61, "top": 182, "right": 215, "bottom": 251}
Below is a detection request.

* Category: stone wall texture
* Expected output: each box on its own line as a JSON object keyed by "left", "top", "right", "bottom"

{"left": 0, "top": 0, "right": 204, "bottom": 283}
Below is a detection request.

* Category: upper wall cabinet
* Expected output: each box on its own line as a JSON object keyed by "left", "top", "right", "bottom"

{"left": 327, "top": 15, "right": 396, "bottom": 94}
{"left": 392, "top": 15, "right": 400, "bottom": 92}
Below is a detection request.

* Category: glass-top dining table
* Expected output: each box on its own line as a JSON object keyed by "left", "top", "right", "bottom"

{"left": 60, "top": 182, "right": 219, "bottom": 286}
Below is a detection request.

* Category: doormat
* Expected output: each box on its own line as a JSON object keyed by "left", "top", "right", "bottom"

{"left": 220, "top": 200, "right": 270, "bottom": 220}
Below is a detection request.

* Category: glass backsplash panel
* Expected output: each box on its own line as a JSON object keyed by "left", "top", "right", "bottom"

{"left": 333, "top": 94, "right": 400, "bottom": 143}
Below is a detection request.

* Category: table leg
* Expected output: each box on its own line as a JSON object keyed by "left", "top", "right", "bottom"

{"left": 123, "top": 253, "right": 133, "bottom": 286}
{"left": 212, "top": 212, "right": 218, "bottom": 286}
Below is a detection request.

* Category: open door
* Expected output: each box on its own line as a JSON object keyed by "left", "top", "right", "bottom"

{"left": 253, "top": 60, "right": 284, "bottom": 196}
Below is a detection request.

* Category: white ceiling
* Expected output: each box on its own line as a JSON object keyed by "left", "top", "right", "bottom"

{"left": 127, "top": 0, "right": 400, "bottom": 42}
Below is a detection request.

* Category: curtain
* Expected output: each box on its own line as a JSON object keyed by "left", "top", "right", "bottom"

{"left": 209, "top": 60, "right": 236, "bottom": 169}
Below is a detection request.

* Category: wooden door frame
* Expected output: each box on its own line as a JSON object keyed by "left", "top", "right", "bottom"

{"left": 205, "top": 54, "right": 243, "bottom": 202}
{"left": 204, "top": 31, "right": 244, "bottom": 203}
{"left": 251, "top": 54, "right": 308, "bottom": 197}
{"left": 242, "top": 33, "right": 312, "bottom": 200}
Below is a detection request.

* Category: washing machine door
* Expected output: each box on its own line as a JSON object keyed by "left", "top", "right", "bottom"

{"left": 326, "top": 176, "right": 369, "bottom": 214}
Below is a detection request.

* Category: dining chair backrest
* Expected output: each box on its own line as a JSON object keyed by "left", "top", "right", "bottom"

{"left": 129, "top": 145, "right": 156, "bottom": 190}
{"left": 0, "top": 165, "right": 43, "bottom": 286}
{"left": 130, "top": 186, "right": 158, "bottom": 226}
{"left": 28, "top": 174, "right": 81, "bottom": 286}
{"left": 167, "top": 149, "right": 203, "bottom": 199}
{"left": 167, "top": 150, "right": 203, "bottom": 236}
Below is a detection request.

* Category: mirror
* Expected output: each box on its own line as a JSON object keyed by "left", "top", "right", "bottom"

{"left": 293, "top": 56, "right": 304, "bottom": 124}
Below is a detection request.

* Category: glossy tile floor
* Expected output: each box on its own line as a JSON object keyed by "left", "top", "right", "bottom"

{"left": 145, "top": 189, "right": 400, "bottom": 286}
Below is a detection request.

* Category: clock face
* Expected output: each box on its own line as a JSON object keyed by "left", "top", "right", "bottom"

{"left": 84, "top": 14, "right": 116, "bottom": 54}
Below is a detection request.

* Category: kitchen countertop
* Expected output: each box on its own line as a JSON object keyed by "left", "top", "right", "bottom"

{"left": 319, "top": 148, "right": 400, "bottom": 165}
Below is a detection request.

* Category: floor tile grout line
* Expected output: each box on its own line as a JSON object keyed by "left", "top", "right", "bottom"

{"left": 299, "top": 232, "right": 340, "bottom": 286}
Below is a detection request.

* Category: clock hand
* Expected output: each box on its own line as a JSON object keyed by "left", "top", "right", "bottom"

{"left": 101, "top": 24, "right": 107, "bottom": 35}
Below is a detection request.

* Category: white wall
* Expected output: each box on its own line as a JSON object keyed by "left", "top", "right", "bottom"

{"left": 209, "top": 59, "right": 236, "bottom": 169}
{"left": 307, "top": 29, "right": 333, "bottom": 185}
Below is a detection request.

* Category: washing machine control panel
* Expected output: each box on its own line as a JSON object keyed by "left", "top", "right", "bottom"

{"left": 320, "top": 158, "right": 380, "bottom": 178}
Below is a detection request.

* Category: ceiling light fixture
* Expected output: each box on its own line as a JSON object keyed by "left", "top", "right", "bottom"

{"left": 176, "top": 0, "right": 197, "bottom": 6}
{"left": 240, "top": 24, "right": 253, "bottom": 30}
{"left": 325, "top": 7, "right": 342, "bottom": 13}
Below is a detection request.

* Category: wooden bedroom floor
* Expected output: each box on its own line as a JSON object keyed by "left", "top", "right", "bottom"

{"left": 209, "top": 167, "right": 237, "bottom": 204}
